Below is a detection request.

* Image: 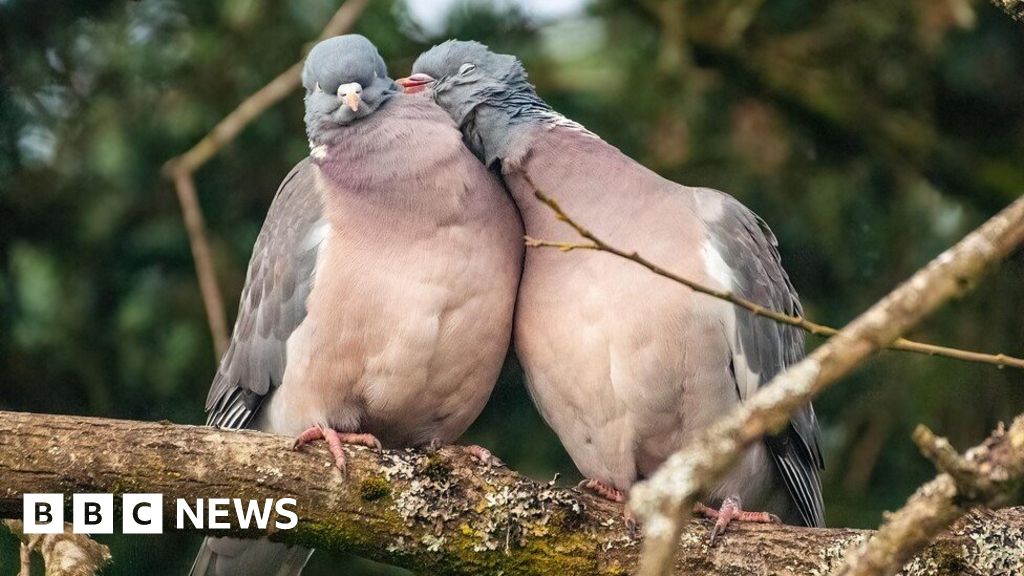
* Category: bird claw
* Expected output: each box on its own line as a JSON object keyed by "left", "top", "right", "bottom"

{"left": 423, "top": 440, "right": 503, "bottom": 467}
{"left": 578, "top": 480, "right": 637, "bottom": 536}
{"left": 292, "top": 426, "right": 383, "bottom": 473}
{"left": 337, "top": 432, "right": 383, "bottom": 454}
{"left": 578, "top": 478, "right": 626, "bottom": 503}
{"left": 694, "top": 497, "right": 780, "bottom": 545}
{"left": 624, "top": 504, "right": 638, "bottom": 539}
{"left": 467, "top": 444, "right": 503, "bottom": 467}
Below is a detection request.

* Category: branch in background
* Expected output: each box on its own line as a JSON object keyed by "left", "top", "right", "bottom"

{"left": 833, "top": 415, "right": 1024, "bottom": 576}
{"left": 991, "top": 0, "right": 1024, "bottom": 22}
{"left": 624, "top": 193, "right": 1024, "bottom": 576}
{"left": 524, "top": 179, "right": 1024, "bottom": 370}
{"left": 1, "top": 411, "right": 1023, "bottom": 576}
{"left": 173, "top": 171, "right": 229, "bottom": 357}
{"left": 161, "top": 0, "right": 370, "bottom": 358}
{"left": 3, "top": 520, "right": 111, "bottom": 576}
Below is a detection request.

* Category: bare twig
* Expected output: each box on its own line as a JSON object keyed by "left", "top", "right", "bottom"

{"left": 525, "top": 182, "right": 1024, "bottom": 370}
{"left": 162, "top": 0, "right": 370, "bottom": 359}
{"left": 624, "top": 193, "right": 1024, "bottom": 576}
{"left": 4, "top": 520, "right": 112, "bottom": 576}
{"left": 173, "top": 171, "right": 229, "bottom": 357}
{"left": 18, "top": 532, "right": 32, "bottom": 576}
{"left": 912, "top": 425, "right": 985, "bottom": 495}
{"left": 833, "top": 415, "right": 1024, "bottom": 576}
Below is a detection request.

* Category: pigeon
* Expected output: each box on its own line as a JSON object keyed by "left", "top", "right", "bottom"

{"left": 190, "top": 35, "right": 523, "bottom": 576}
{"left": 400, "top": 41, "right": 825, "bottom": 539}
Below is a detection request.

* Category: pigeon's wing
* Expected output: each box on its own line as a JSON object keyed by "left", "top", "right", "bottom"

{"left": 697, "top": 188, "right": 825, "bottom": 527}
{"left": 205, "top": 158, "right": 326, "bottom": 430}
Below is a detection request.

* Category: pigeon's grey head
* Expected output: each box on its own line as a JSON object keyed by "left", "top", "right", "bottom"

{"left": 400, "top": 40, "right": 531, "bottom": 127}
{"left": 302, "top": 35, "right": 397, "bottom": 142}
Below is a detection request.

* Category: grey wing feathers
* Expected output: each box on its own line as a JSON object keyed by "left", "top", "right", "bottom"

{"left": 699, "top": 188, "right": 825, "bottom": 527}
{"left": 205, "top": 158, "right": 325, "bottom": 430}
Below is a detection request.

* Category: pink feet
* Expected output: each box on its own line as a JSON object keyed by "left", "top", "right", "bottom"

{"left": 292, "top": 426, "right": 382, "bottom": 473}
{"left": 578, "top": 478, "right": 625, "bottom": 502}
{"left": 426, "top": 439, "right": 504, "bottom": 467}
{"left": 579, "top": 479, "right": 637, "bottom": 536}
{"left": 694, "top": 496, "right": 780, "bottom": 545}
{"left": 466, "top": 444, "right": 504, "bottom": 467}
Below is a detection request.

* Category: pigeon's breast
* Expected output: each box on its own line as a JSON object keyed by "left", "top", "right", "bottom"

{"left": 261, "top": 130, "right": 520, "bottom": 448}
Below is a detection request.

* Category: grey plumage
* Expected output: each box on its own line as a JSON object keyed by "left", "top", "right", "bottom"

{"left": 205, "top": 159, "right": 324, "bottom": 430}
{"left": 192, "top": 35, "right": 523, "bottom": 576}
{"left": 411, "top": 40, "right": 824, "bottom": 528}
{"left": 700, "top": 190, "right": 824, "bottom": 527}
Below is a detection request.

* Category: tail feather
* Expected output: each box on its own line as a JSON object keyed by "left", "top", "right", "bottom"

{"left": 189, "top": 537, "right": 313, "bottom": 576}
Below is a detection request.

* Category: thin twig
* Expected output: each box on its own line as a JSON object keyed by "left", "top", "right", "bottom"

{"left": 524, "top": 181, "right": 1024, "bottom": 370}
{"left": 162, "top": 0, "right": 370, "bottom": 359}
{"left": 912, "top": 425, "right": 986, "bottom": 496}
{"left": 172, "top": 171, "right": 229, "bottom": 357}
{"left": 18, "top": 535, "right": 32, "bottom": 576}
{"left": 625, "top": 193, "right": 1024, "bottom": 576}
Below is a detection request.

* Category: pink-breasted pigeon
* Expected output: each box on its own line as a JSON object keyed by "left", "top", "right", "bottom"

{"left": 401, "top": 41, "right": 824, "bottom": 539}
{"left": 190, "top": 35, "right": 523, "bottom": 576}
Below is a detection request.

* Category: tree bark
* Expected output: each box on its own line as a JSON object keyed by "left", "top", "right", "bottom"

{"left": 991, "top": 0, "right": 1024, "bottom": 22}
{"left": 0, "top": 411, "right": 1022, "bottom": 575}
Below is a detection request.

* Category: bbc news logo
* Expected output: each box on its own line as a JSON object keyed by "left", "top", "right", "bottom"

{"left": 23, "top": 494, "right": 298, "bottom": 534}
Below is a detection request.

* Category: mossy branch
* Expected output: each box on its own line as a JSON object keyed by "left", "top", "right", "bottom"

{"left": 1, "top": 411, "right": 1023, "bottom": 575}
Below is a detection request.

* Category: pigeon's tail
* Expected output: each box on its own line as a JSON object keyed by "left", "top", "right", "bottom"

{"left": 189, "top": 537, "right": 313, "bottom": 576}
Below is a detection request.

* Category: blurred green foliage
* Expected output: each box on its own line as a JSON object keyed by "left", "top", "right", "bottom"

{"left": 1, "top": 0, "right": 1023, "bottom": 574}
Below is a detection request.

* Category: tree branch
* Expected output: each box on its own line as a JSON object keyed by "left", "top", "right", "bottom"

{"left": 161, "top": 0, "right": 370, "bottom": 359}
{"left": 172, "top": 171, "right": 230, "bottom": 357}
{"left": 833, "top": 414, "right": 1024, "bottom": 576}
{"left": 524, "top": 180, "right": 1024, "bottom": 370}
{"left": 1, "top": 411, "right": 1023, "bottom": 575}
{"left": 3, "top": 520, "right": 112, "bottom": 576}
{"left": 991, "top": 0, "right": 1024, "bottom": 22}
{"left": 626, "top": 193, "right": 1024, "bottom": 576}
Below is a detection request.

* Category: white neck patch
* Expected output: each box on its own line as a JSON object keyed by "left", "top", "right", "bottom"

{"left": 309, "top": 140, "right": 328, "bottom": 160}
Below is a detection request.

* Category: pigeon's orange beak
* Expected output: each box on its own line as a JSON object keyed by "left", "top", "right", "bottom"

{"left": 337, "top": 82, "right": 363, "bottom": 112}
{"left": 344, "top": 92, "right": 361, "bottom": 112}
{"left": 396, "top": 73, "right": 435, "bottom": 94}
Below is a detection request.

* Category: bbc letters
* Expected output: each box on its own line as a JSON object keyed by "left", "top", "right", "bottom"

{"left": 23, "top": 494, "right": 298, "bottom": 534}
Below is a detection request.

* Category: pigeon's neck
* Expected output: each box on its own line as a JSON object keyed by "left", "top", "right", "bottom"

{"left": 463, "top": 83, "right": 567, "bottom": 168}
{"left": 463, "top": 106, "right": 528, "bottom": 168}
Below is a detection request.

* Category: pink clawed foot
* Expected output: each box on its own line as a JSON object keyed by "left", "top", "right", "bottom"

{"left": 466, "top": 444, "right": 503, "bottom": 467}
{"left": 426, "top": 439, "right": 504, "bottom": 467}
{"left": 579, "top": 479, "right": 637, "bottom": 536}
{"left": 578, "top": 478, "right": 626, "bottom": 502}
{"left": 292, "top": 426, "right": 383, "bottom": 473}
{"left": 624, "top": 504, "right": 638, "bottom": 538}
{"left": 694, "top": 496, "right": 780, "bottom": 545}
